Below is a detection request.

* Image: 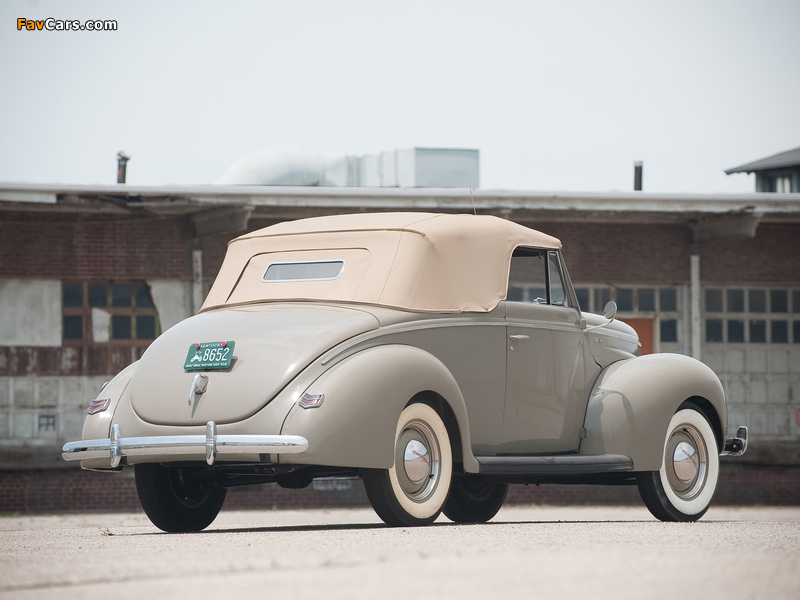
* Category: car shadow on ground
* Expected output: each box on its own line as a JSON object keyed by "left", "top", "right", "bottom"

{"left": 127, "top": 519, "right": 669, "bottom": 536}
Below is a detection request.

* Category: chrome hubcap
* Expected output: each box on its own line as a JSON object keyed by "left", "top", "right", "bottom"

{"left": 673, "top": 441, "right": 698, "bottom": 483}
{"left": 665, "top": 425, "right": 708, "bottom": 500}
{"left": 396, "top": 420, "right": 440, "bottom": 502}
{"left": 404, "top": 439, "right": 431, "bottom": 484}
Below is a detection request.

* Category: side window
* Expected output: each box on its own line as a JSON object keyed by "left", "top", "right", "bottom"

{"left": 508, "top": 248, "right": 569, "bottom": 306}
{"left": 508, "top": 248, "right": 547, "bottom": 303}
{"left": 548, "top": 252, "right": 567, "bottom": 306}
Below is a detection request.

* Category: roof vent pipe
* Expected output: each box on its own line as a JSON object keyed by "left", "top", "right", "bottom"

{"left": 634, "top": 161, "right": 643, "bottom": 191}
{"left": 117, "top": 151, "right": 130, "bottom": 184}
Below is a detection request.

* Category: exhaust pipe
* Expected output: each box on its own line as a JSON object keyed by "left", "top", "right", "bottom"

{"left": 117, "top": 151, "right": 130, "bottom": 184}
{"left": 634, "top": 160, "right": 643, "bottom": 191}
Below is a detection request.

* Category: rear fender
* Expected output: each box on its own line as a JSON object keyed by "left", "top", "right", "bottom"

{"left": 81, "top": 363, "right": 137, "bottom": 440}
{"left": 280, "top": 344, "right": 476, "bottom": 472}
{"left": 580, "top": 353, "right": 727, "bottom": 471}
{"left": 76, "top": 362, "right": 138, "bottom": 470}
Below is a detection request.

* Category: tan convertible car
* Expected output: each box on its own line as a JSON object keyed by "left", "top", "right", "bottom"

{"left": 63, "top": 212, "right": 748, "bottom": 531}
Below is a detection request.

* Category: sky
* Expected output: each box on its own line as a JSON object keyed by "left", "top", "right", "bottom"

{"left": 1, "top": 0, "right": 799, "bottom": 193}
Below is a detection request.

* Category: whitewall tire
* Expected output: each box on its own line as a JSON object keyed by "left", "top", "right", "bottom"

{"left": 363, "top": 403, "right": 453, "bottom": 526}
{"left": 637, "top": 405, "right": 719, "bottom": 522}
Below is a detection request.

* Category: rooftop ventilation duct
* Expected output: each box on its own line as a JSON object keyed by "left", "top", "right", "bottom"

{"left": 216, "top": 146, "right": 350, "bottom": 186}
{"left": 216, "top": 145, "right": 479, "bottom": 188}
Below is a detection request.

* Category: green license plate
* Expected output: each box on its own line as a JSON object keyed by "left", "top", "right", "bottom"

{"left": 184, "top": 341, "right": 235, "bottom": 370}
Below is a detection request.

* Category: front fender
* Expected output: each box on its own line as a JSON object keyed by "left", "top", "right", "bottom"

{"left": 280, "top": 344, "right": 477, "bottom": 472}
{"left": 580, "top": 353, "right": 727, "bottom": 471}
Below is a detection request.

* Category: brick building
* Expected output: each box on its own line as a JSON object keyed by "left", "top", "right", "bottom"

{"left": 1, "top": 182, "right": 799, "bottom": 512}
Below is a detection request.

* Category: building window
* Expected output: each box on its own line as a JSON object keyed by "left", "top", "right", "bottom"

{"left": 772, "top": 321, "right": 788, "bottom": 344}
{"left": 727, "top": 289, "right": 744, "bottom": 312}
{"left": 771, "top": 290, "right": 788, "bottom": 313}
{"left": 638, "top": 288, "right": 655, "bottom": 311}
{"left": 575, "top": 288, "right": 590, "bottom": 310}
{"left": 728, "top": 320, "right": 745, "bottom": 343}
{"left": 774, "top": 176, "right": 792, "bottom": 193}
{"left": 616, "top": 288, "right": 634, "bottom": 311}
{"left": 659, "top": 289, "right": 677, "bottom": 312}
{"left": 573, "top": 284, "right": 682, "bottom": 346}
{"left": 704, "top": 287, "right": 798, "bottom": 343}
{"left": 575, "top": 285, "right": 680, "bottom": 316}
{"left": 62, "top": 281, "right": 159, "bottom": 344}
{"left": 706, "top": 319, "right": 723, "bottom": 342}
{"left": 660, "top": 319, "right": 678, "bottom": 343}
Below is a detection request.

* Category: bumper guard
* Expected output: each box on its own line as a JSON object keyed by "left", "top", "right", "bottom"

{"left": 721, "top": 426, "right": 748, "bottom": 457}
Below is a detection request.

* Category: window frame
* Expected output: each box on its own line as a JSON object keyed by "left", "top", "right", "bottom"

{"left": 507, "top": 248, "right": 572, "bottom": 308}
{"left": 261, "top": 259, "right": 346, "bottom": 283}
{"left": 703, "top": 285, "right": 796, "bottom": 344}
{"left": 572, "top": 284, "right": 682, "bottom": 346}
{"left": 61, "top": 280, "right": 160, "bottom": 345}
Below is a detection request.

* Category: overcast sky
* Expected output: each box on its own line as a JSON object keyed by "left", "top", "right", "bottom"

{"left": 1, "top": 0, "right": 798, "bottom": 193}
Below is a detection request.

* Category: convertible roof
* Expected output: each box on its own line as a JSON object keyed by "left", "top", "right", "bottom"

{"left": 201, "top": 212, "right": 561, "bottom": 313}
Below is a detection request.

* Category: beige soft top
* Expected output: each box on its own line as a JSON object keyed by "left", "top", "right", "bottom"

{"left": 201, "top": 212, "right": 561, "bottom": 313}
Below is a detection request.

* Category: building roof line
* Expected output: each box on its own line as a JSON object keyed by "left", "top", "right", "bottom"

{"left": 1, "top": 182, "right": 799, "bottom": 223}
{"left": 725, "top": 146, "right": 800, "bottom": 174}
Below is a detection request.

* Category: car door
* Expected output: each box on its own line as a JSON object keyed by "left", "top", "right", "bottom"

{"left": 500, "top": 248, "right": 597, "bottom": 454}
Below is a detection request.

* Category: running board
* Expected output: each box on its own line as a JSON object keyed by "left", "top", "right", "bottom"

{"left": 476, "top": 454, "right": 634, "bottom": 476}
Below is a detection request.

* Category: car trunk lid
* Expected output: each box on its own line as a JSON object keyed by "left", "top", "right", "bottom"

{"left": 129, "top": 303, "right": 379, "bottom": 425}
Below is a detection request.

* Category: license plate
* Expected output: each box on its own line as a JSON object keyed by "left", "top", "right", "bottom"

{"left": 184, "top": 341, "right": 235, "bottom": 370}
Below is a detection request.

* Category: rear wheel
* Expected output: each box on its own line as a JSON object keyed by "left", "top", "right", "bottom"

{"left": 135, "top": 463, "right": 227, "bottom": 532}
{"left": 637, "top": 404, "right": 719, "bottom": 522}
{"left": 443, "top": 476, "right": 508, "bottom": 523}
{"left": 363, "top": 403, "right": 453, "bottom": 526}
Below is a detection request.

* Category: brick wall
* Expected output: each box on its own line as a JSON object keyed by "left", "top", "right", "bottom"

{"left": 0, "top": 212, "right": 194, "bottom": 279}
{"left": 529, "top": 221, "right": 800, "bottom": 286}
{"left": 538, "top": 221, "right": 692, "bottom": 284}
{"left": 698, "top": 224, "right": 800, "bottom": 284}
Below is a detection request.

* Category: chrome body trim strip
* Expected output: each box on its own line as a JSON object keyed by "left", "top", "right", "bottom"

{"left": 320, "top": 319, "right": 506, "bottom": 365}
{"left": 476, "top": 453, "right": 634, "bottom": 476}
{"left": 61, "top": 420, "right": 308, "bottom": 467}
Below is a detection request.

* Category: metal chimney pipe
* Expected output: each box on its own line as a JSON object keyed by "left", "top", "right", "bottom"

{"left": 117, "top": 151, "right": 130, "bottom": 184}
{"left": 634, "top": 161, "right": 643, "bottom": 191}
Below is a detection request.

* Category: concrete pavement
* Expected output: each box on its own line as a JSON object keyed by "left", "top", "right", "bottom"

{"left": 1, "top": 506, "right": 799, "bottom": 599}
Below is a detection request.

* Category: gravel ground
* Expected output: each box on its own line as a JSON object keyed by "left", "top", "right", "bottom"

{"left": 1, "top": 505, "right": 799, "bottom": 599}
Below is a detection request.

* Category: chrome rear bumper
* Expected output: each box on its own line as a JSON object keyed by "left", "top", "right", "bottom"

{"left": 61, "top": 421, "right": 308, "bottom": 468}
{"left": 721, "top": 426, "right": 748, "bottom": 457}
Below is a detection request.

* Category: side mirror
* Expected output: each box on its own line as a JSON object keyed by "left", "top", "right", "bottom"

{"left": 584, "top": 300, "right": 618, "bottom": 332}
{"left": 603, "top": 300, "right": 618, "bottom": 321}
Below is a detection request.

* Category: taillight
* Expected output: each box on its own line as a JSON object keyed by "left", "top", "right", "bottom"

{"left": 87, "top": 398, "right": 110, "bottom": 415}
{"left": 299, "top": 392, "right": 324, "bottom": 409}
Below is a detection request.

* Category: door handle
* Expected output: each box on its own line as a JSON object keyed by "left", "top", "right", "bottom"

{"left": 509, "top": 334, "right": 530, "bottom": 341}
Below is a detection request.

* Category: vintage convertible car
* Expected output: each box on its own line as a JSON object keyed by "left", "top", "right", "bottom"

{"left": 62, "top": 212, "right": 748, "bottom": 531}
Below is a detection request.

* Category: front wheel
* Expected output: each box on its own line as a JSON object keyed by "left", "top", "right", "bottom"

{"left": 443, "top": 476, "right": 508, "bottom": 523}
{"left": 363, "top": 403, "right": 453, "bottom": 526}
{"left": 637, "top": 404, "right": 719, "bottom": 522}
{"left": 135, "top": 463, "right": 227, "bottom": 532}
